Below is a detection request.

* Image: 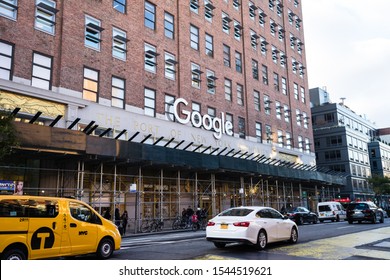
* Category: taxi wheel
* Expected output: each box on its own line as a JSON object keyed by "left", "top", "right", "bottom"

{"left": 3, "top": 248, "right": 26, "bottom": 260}
{"left": 97, "top": 238, "right": 114, "bottom": 259}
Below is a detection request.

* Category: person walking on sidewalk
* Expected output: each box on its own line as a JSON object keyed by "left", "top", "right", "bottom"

{"left": 121, "top": 210, "right": 128, "bottom": 236}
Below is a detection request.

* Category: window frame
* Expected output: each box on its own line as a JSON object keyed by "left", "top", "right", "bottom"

{"left": 111, "top": 76, "right": 125, "bottom": 109}
{"left": 113, "top": 0, "right": 126, "bottom": 13}
{"left": 144, "top": 1, "right": 156, "bottom": 30}
{"left": 0, "top": 40, "right": 14, "bottom": 80}
{"left": 83, "top": 66, "right": 99, "bottom": 102}
{"left": 85, "top": 15, "right": 103, "bottom": 51}
{"left": 164, "top": 12, "right": 174, "bottom": 39}
{"left": 144, "top": 87, "right": 156, "bottom": 117}
{"left": 31, "top": 51, "right": 53, "bottom": 90}
{"left": 0, "top": 0, "right": 18, "bottom": 20}
{"left": 112, "top": 27, "right": 128, "bottom": 60}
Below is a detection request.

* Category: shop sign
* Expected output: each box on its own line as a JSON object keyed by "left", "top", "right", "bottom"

{"left": 173, "top": 98, "right": 233, "bottom": 140}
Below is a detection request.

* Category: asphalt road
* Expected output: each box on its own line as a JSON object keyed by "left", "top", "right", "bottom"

{"left": 113, "top": 219, "right": 390, "bottom": 260}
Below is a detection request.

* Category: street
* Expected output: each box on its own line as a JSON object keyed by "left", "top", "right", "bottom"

{"left": 111, "top": 219, "right": 390, "bottom": 260}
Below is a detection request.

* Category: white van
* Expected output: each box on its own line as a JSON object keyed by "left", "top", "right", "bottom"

{"left": 317, "top": 201, "right": 346, "bottom": 222}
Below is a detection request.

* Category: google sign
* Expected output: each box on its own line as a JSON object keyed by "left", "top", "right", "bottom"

{"left": 173, "top": 98, "right": 233, "bottom": 140}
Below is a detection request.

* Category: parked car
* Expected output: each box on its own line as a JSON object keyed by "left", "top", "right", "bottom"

{"left": 346, "top": 201, "right": 384, "bottom": 224}
{"left": 317, "top": 201, "right": 346, "bottom": 222}
{"left": 206, "top": 206, "right": 298, "bottom": 250}
{"left": 285, "top": 206, "right": 318, "bottom": 225}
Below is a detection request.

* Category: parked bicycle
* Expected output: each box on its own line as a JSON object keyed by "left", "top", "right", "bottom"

{"left": 140, "top": 219, "right": 164, "bottom": 233}
{"left": 172, "top": 215, "right": 188, "bottom": 230}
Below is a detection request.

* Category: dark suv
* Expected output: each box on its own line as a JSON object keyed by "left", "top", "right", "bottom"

{"left": 346, "top": 201, "right": 384, "bottom": 224}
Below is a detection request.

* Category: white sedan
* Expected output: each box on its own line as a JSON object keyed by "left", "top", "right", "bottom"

{"left": 206, "top": 206, "right": 298, "bottom": 250}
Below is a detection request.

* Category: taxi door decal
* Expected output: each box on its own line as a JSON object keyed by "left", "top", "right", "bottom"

{"left": 31, "top": 227, "right": 55, "bottom": 250}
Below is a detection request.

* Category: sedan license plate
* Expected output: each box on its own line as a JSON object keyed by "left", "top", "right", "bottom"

{"left": 220, "top": 224, "right": 228, "bottom": 229}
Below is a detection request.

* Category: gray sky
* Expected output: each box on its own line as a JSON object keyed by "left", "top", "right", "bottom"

{"left": 302, "top": 0, "right": 390, "bottom": 128}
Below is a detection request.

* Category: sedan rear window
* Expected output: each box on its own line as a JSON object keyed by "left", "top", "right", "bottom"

{"left": 219, "top": 208, "right": 253, "bottom": 217}
{"left": 348, "top": 203, "right": 367, "bottom": 210}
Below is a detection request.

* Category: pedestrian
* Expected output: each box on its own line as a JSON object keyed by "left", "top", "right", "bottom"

{"left": 115, "top": 208, "right": 121, "bottom": 227}
{"left": 103, "top": 208, "right": 111, "bottom": 220}
{"left": 121, "top": 210, "right": 128, "bottom": 236}
{"left": 186, "top": 206, "right": 194, "bottom": 226}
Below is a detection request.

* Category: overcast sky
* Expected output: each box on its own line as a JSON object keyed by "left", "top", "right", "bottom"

{"left": 301, "top": 0, "right": 390, "bottom": 128}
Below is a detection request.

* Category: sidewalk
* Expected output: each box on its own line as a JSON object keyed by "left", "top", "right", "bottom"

{"left": 120, "top": 227, "right": 197, "bottom": 238}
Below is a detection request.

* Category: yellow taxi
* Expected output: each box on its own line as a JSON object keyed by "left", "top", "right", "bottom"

{"left": 0, "top": 195, "right": 121, "bottom": 260}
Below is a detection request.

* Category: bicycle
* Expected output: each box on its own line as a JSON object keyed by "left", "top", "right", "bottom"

{"left": 172, "top": 216, "right": 188, "bottom": 230}
{"left": 141, "top": 218, "right": 164, "bottom": 233}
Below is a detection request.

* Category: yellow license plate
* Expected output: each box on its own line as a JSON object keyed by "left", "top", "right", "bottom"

{"left": 220, "top": 224, "right": 228, "bottom": 229}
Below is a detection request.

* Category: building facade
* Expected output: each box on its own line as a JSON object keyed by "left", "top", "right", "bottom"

{"left": 0, "top": 0, "right": 344, "bottom": 232}
{"left": 310, "top": 87, "right": 379, "bottom": 202}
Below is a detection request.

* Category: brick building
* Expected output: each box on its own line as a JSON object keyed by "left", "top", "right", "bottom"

{"left": 0, "top": 0, "right": 344, "bottom": 231}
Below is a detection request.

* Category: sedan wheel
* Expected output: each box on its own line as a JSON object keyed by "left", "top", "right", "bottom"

{"left": 257, "top": 230, "right": 267, "bottom": 250}
{"left": 289, "top": 227, "right": 298, "bottom": 244}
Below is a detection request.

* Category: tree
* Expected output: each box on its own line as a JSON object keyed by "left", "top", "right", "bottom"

{"left": 0, "top": 111, "right": 18, "bottom": 160}
{"left": 367, "top": 175, "right": 390, "bottom": 195}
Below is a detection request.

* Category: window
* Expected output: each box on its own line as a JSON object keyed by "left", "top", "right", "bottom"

{"left": 234, "top": 20, "right": 242, "bottom": 41}
{"left": 85, "top": 16, "right": 103, "bottom": 50}
{"left": 276, "top": 1, "right": 283, "bottom": 17}
{"left": 223, "top": 44, "right": 231, "bottom": 67}
{"left": 111, "top": 76, "right": 125, "bottom": 109}
{"left": 297, "top": 40, "right": 303, "bottom": 54}
{"left": 190, "top": 0, "right": 199, "bottom": 13}
{"left": 296, "top": 109, "right": 302, "bottom": 126}
{"left": 300, "top": 86, "right": 306, "bottom": 103}
{"left": 258, "top": 9, "right": 266, "bottom": 26}
{"left": 252, "top": 59, "right": 258, "bottom": 80}
{"left": 113, "top": 0, "right": 126, "bottom": 13}
{"left": 222, "top": 12, "right": 231, "bottom": 34}
{"left": 233, "top": 0, "right": 240, "bottom": 10}
{"left": 270, "top": 19, "right": 276, "bottom": 36}
{"left": 294, "top": 0, "right": 299, "bottom": 8}
{"left": 235, "top": 51, "right": 242, "bottom": 73}
{"left": 282, "top": 77, "right": 287, "bottom": 95}
{"left": 269, "top": 0, "right": 275, "bottom": 10}
{"left": 256, "top": 122, "right": 262, "bottom": 143}
{"left": 112, "top": 28, "right": 128, "bottom": 60}
{"left": 226, "top": 113, "right": 233, "bottom": 129}
{"left": 273, "top": 72, "right": 279, "bottom": 91}
{"left": 275, "top": 101, "right": 281, "bottom": 119}
{"left": 0, "top": 0, "right": 18, "bottom": 20}
{"left": 206, "top": 69, "right": 216, "bottom": 94}
{"left": 271, "top": 46, "right": 278, "bottom": 63}
{"left": 165, "top": 94, "right": 175, "bottom": 121}
{"left": 238, "top": 117, "right": 245, "bottom": 139}
{"left": 237, "top": 84, "right": 244, "bottom": 106}
{"left": 250, "top": 30, "right": 259, "bottom": 50}
{"left": 165, "top": 52, "right": 177, "bottom": 80}
{"left": 224, "top": 78, "right": 232, "bottom": 101}
{"left": 280, "top": 52, "right": 286, "bottom": 67}
{"left": 205, "top": 33, "right": 213, "bottom": 57}
{"left": 144, "top": 1, "right": 155, "bottom": 30}
{"left": 35, "top": 0, "right": 58, "bottom": 34}
{"left": 265, "top": 125, "right": 272, "bottom": 143}
{"left": 190, "top": 25, "right": 199, "bottom": 50}
{"left": 295, "top": 17, "right": 301, "bottom": 31}
{"left": 277, "top": 130, "right": 283, "bottom": 147}
{"left": 191, "top": 63, "right": 202, "bottom": 88}
{"left": 298, "top": 135, "right": 303, "bottom": 152}
{"left": 262, "top": 64, "right": 268, "bottom": 85}
{"left": 290, "top": 34, "right": 296, "bottom": 49}
{"left": 0, "top": 41, "right": 14, "bottom": 80}
{"left": 208, "top": 107, "right": 216, "bottom": 118}
{"left": 260, "top": 37, "right": 268, "bottom": 55}
{"left": 205, "top": 0, "right": 215, "bottom": 21}
{"left": 288, "top": 10, "right": 294, "bottom": 25}
{"left": 83, "top": 67, "right": 99, "bottom": 102}
{"left": 264, "top": 95, "right": 271, "bottom": 115}
{"left": 303, "top": 112, "right": 308, "bottom": 128}
{"left": 293, "top": 83, "right": 298, "bottom": 99}
{"left": 254, "top": 90, "right": 260, "bottom": 111}
{"left": 284, "top": 105, "right": 290, "bottom": 122}
{"left": 249, "top": 2, "right": 257, "bottom": 20}
{"left": 69, "top": 201, "right": 96, "bottom": 223}
{"left": 278, "top": 26, "right": 285, "bottom": 41}
{"left": 305, "top": 138, "right": 310, "bottom": 153}
{"left": 31, "top": 52, "right": 52, "bottom": 90}
{"left": 286, "top": 132, "right": 292, "bottom": 149}
{"left": 164, "top": 12, "right": 174, "bottom": 39}
{"left": 144, "top": 88, "right": 156, "bottom": 117}
{"left": 144, "top": 43, "right": 158, "bottom": 73}
{"left": 299, "top": 64, "right": 305, "bottom": 78}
